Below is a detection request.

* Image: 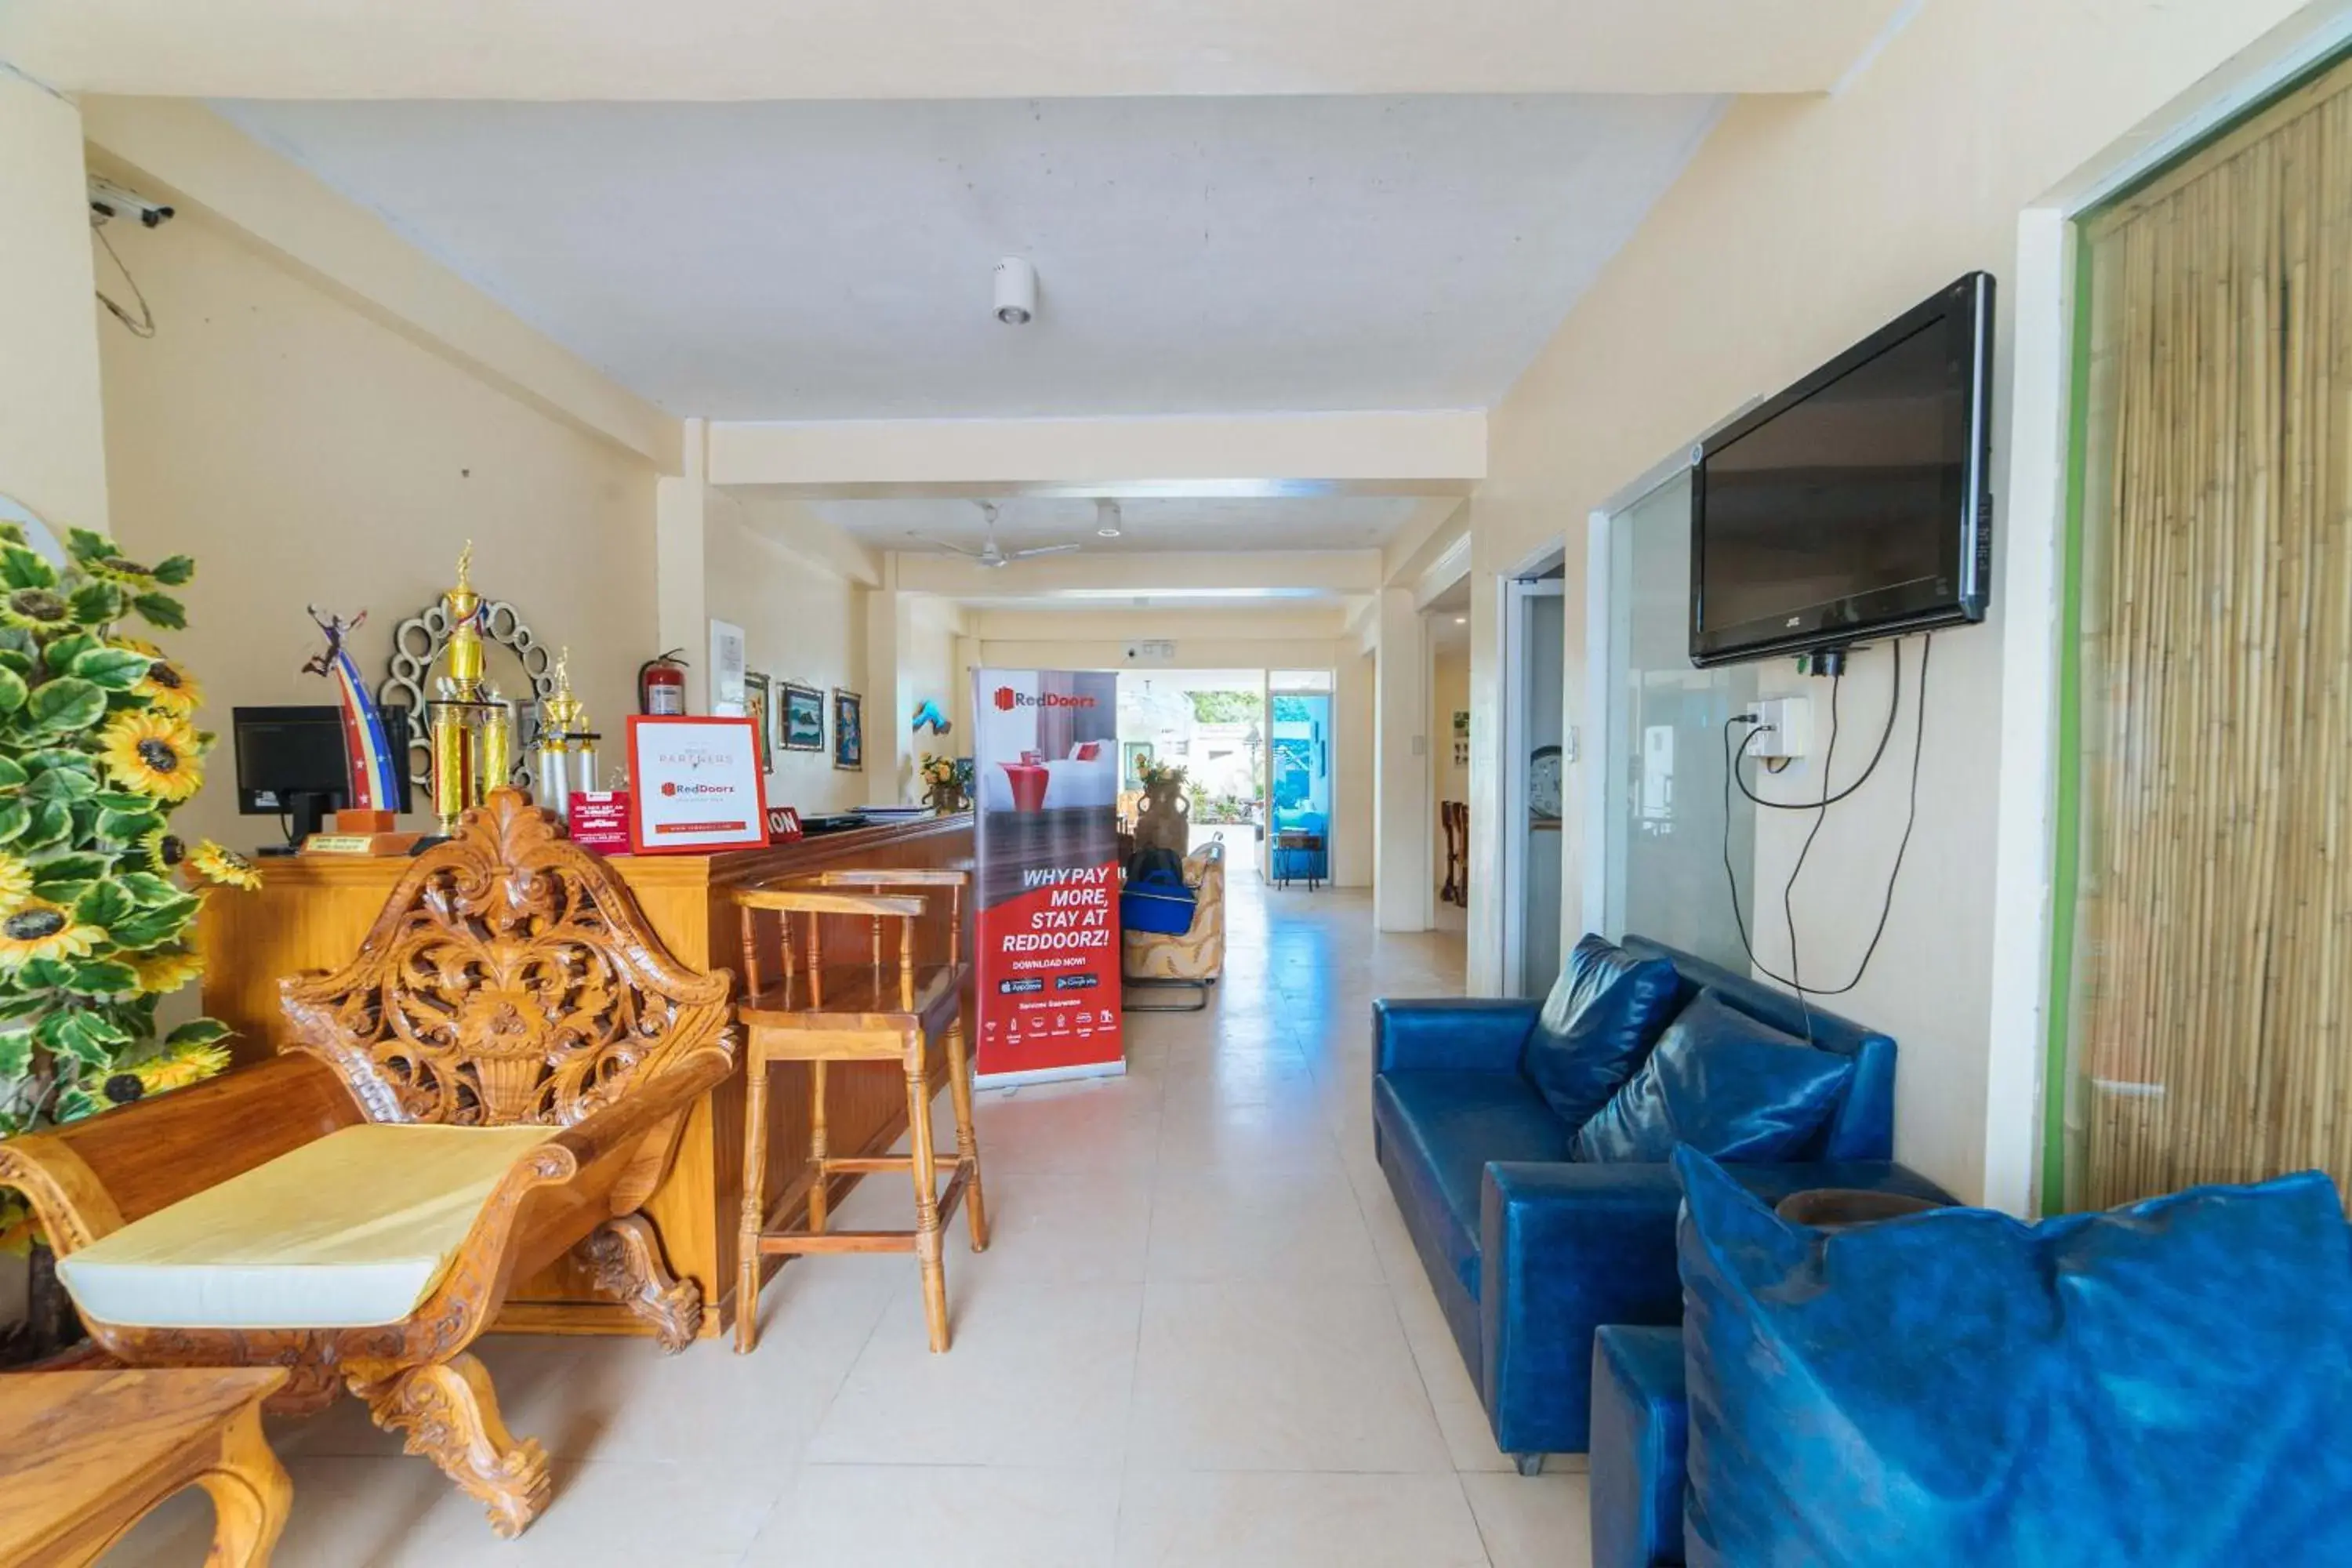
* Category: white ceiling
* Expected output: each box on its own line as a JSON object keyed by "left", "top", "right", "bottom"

{"left": 808, "top": 495, "right": 1421, "bottom": 554}
{"left": 9, "top": 2, "right": 1912, "bottom": 98}
{"left": 209, "top": 93, "right": 1720, "bottom": 420}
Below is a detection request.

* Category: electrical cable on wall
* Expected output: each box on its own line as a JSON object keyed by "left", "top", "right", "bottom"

{"left": 91, "top": 215, "right": 157, "bottom": 339}
{"left": 1719, "top": 633, "right": 1933, "bottom": 999}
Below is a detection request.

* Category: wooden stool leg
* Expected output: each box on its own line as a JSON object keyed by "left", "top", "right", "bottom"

{"left": 736, "top": 1052, "right": 771, "bottom": 1354}
{"left": 807, "top": 1058, "right": 830, "bottom": 1235}
{"left": 905, "top": 1037, "right": 951, "bottom": 1353}
{"left": 943, "top": 1015, "right": 989, "bottom": 1252}
{"left": 195, "top": 1400, "right": 292, "bottom": 1566}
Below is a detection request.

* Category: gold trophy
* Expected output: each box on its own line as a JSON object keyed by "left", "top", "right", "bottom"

{"left": 533, "top": 648, "right": 597, "bottom": 824}
{"left": 425, "top": 541, "right": 517, "bottom": 833}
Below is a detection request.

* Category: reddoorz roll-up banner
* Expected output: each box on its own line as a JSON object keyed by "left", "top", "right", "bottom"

{"left": 971, "top": 668, "right": 1124, "bottom": 1083}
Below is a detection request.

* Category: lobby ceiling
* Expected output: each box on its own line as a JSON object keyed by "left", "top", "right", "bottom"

{"left": 808, "top": 495, "right": 1424, "bottom": 556}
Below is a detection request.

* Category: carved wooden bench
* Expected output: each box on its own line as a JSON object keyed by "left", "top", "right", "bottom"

{"left": 0, "top": 789, "right": 735, "bottom": 1537}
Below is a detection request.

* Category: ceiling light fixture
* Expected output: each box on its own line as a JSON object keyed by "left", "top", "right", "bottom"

{"left": 1454, "top": 615, "right": 1468, "bottom": 625}
{"left": 993, "top": 257, "right": 1036, "bottom": 325}
{"left": 1095, "top": 499, "right": 1123, "bottom": 539}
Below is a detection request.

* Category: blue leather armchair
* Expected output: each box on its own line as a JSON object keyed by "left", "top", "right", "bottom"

{"left": 1370, "top": 936, "right": 1949, "bottom": 1468}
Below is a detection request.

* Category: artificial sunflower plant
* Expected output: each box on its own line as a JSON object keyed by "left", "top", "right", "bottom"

{"left": 0, "top": 522, "right": 257, "bottom": 1245}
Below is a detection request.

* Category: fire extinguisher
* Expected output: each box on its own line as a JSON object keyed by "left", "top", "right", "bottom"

{"left": 638, "top": 649, "right": 688, "bottom": 715}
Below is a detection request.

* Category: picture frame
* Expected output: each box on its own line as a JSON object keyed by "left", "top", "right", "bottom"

{"left": 623, "top": 715, "right": 770, "bottom": 854}
{"left": 779, "top": 681, "right": 826, "bottom": 753}
{"left": 742, "top": 670, "right": 773, "bottom": 774}
{"left": 832, "top": 688, "right": 864, "bottom": 771}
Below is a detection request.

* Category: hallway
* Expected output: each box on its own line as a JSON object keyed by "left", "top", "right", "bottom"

{"left": 111, "top": 876, "right": 1584, "bottom": 1566}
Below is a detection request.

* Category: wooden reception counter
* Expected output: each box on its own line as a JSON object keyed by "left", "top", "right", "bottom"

{"left": 196, "top": 813, "right": 975, "bottom": 1338}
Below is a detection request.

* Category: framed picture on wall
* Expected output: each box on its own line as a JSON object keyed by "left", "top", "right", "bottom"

{"left": 743, "top": 670, "right": 773, "bottom": 774}
{"left": 779, "top": 681, "right": 825, "bottom": 753}
{"left": 832, "top": 688, "right": 864, "bottom": 771}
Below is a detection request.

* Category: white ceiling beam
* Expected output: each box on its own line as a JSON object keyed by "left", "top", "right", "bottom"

{"left": 79, "top": 97, "right": 680, "bottom": 470}
{"left": 709, "top": 412, "right": 1484, "bottom": 496}
{"left": 4, "top": 1, "right": 1913, "bottom": 100}
{"left": 1381, "top": 497, "right": 1471, "bottom": 586}
{"left": 891, "top": 547, "right": 1380, "bottom": 601}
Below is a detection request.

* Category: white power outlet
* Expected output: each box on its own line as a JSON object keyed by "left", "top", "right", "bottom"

{"left": 1751, "top": 696, "right": 1813, "bottom": 761}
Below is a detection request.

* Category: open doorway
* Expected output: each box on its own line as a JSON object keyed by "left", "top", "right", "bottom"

{"left": 1116, "top": 670, "right": 1269, "bottom": 871}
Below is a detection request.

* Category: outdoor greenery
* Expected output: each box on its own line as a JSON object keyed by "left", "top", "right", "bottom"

{"left": 0, "top": 523, "right": 256, "bottom": 1245}
{"left": 1185, "top": 689, "right": 1265, "bottom": 724}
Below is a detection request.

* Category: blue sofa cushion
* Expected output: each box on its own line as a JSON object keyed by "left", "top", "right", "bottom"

{"left": 1572, "top": 992, "right": 1852, "bottom": 1163}
{"left": 1674, "top": 1147, "right": 2352, "bottom": 1568}
{"left": 1523, "top": 935, "right": 1682, "bottom": 1130}
{"left": 1372, "top": 1070, "right": 1574, "bottom": 1298}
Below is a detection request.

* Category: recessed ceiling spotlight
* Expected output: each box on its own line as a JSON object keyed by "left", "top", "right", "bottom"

{"left": 1095, "top": 499, "right": 1123, "bottom": 538}
{"left": 993, "top": 256, "right": 1036, "bottom": 325}
{"left": 1454, "top": 615, "right": 1468, "bottom": 625}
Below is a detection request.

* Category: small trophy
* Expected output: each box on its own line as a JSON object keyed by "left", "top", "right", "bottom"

{"left": 424, "top": 541, "right": 518, "bottom": 834}
{"left": 533, "top": 648, "right": 600, "bottom": 825}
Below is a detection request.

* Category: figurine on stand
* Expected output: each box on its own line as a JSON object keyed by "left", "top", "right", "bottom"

{"left": 298, "top": 607, "right": 421, "bottom": 855}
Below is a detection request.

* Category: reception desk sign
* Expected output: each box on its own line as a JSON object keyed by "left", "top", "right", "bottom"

{"left": 972, "top": 668, "right": 1123, "bottom": 1084}
{"left": 625, "top": 715, "right": 770, "bottom": 854}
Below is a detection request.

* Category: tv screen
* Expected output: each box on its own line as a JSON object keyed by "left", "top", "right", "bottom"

{"left": 1690, "top": 273, "right": 1993, "bottom": 666}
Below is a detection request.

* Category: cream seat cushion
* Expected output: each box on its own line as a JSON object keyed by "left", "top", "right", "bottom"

{"left": 56, "top": 1123, "right": 556, "bottom": 1330}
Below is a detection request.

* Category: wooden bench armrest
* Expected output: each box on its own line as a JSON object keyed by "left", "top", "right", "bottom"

{"left": 547, "top": 1046, "right": 734, "bottom": 1176}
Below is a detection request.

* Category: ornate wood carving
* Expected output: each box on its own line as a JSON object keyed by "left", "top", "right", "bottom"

{"left": 579, "top": 1214, "right": 702, "bottom": 1352}
{"left": 281, "top": 789, "right": 735, "bottom": 1127}
{"left": 350, "top": 1354, "right": 552, "bottom": 1538}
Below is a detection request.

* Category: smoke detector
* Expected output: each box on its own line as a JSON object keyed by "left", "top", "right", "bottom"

{"left": 993, "top": 256, "right": 1036, "bottom": 325}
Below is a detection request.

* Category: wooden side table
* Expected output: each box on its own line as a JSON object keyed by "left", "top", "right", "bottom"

{"left": 0, "top": 1367, "right": 292, "bottom": 1566}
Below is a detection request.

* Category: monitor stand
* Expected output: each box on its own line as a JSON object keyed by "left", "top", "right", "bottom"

{"left": 259, "top": 789, "right": 337, "bottom": 856}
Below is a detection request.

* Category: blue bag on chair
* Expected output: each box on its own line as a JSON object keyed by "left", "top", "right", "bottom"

{"left": 1121, "top": 867, "right": 1196, "bottom": 935}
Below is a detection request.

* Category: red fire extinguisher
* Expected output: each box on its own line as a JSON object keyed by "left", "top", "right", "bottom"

{"left": 638, "top": 649, "right": 688, "bottom": 715}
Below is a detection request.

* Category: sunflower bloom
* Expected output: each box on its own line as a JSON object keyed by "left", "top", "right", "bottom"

{"left": 0, "top": 855, "right": 30, "bottom": 911}
{"left": 97, "top": 711, "right": 204, "bottom": 802}
{"left": 133, "top": 655, "right": 203, "bottom": 716}
{"left": 129, "top": 947, "right": 205, "bottom": 992}
{"left": 187, "top": 840, "right": 259, "bottom": 891}
{"left": 0, "top": 587, "right": 71, "bottom": 633}
{"left": 0, "top": 898, "right": 103, "bottom": 970}
{"left": 137, "top": 827, "right": 188, "bottom": 876}
{"left": 131, "top": 1042, "right": 232, "bottom": 1094}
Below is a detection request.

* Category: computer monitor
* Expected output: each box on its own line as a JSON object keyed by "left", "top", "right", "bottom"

{"left": 232, "top": 705, "right": 412, "bottom": 851}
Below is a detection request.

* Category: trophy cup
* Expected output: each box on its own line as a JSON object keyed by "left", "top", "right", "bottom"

{"left": 424, "top": 541, "right": 517, "bottom": 835}
{"left": 533, "top": 648, "right": 599, "bottom": 825}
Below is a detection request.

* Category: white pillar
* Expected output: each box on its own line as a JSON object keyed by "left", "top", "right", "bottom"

{"left": 1373, "top": 587, "right": 1430, "bottom": 931}
{"left": 0, "top": 73, "right": 109, "bottom": 532}
{"left": 653, "top": 417, "right": 708, "bottom": 713}
{"left": 863, "top": 585, "right": 909, "bottom": 802}
{"left": 1333, "top": 648, "right": 1375, "bottom": 887}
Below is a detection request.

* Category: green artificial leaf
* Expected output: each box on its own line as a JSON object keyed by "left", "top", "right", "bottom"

{"left": 31, "top": 854, "right": 111, "bottom": 893}
{"left": 71, "top": 646, "right": 151, "bottom": 691}
{"left": 0, "top": 546, "right": 55, "bottom": 592}
{"left": 27, "top": 677, "right": 106, "bottom": 732}
{"left": 114, "top": 872, "right": 180, "bottom": 908}
{"left": 132, "top": 592, "right": 187, "bottom": 631}
{"left": 53, "top": 1087, "right": 100, "bottom": 1124}
{"left": 165, "top": 1018, "right": 232, "bottom": 1049}
{"left": 97, "top": 809, "right": 162, "bottom": 845}
{"left": 23, "top": 748, "right": 94, "bottom": 776}
{"left": 0, "top": 649, "right": 31, "bottom": 679}
{"left": 67, "top": 582, "right": 129, "bottom": 629}
{"left": 107, "top": 902, "right": 198, "bottom": 951}
{"left": 74, "top": 879, "right": 137, "bottom": 929}
{"left": 14, "top": 959, "right": 71, "bottom": 992}
{"left": 65, "top": 960, "right": 139, "bottom": 998}
{"left": 40, "top": 633, "right": 96, "bottom": 677}
{"left": 151, "top": 555, "right": 196, "bottom": 587}
{"left": 0, "top": 667, "right": 25, "bottom": 716}
{"left": 0, "top": 1028, "right": 31, "bottom": 1078}
{"left": 0, "top": 992, "right": 46, "bottom": 1023}
{"left": 25, "top": 767, "right": 98, "bottom": 804}
{"left": 0, "top": 758, "right": 24, "bottom": 793}
{"left": 89, "top": 790, "right": 154, "bottom": 813}
{"left": 36, "top": 1011, "right": 115, "bottom": 1073}
{"left": 64, "top": 528, "right": 113, "bottom": 564}
{"left": 22, "top": 800, "right": 72, "bottom": 851}
{"left": 0, "top": 800, "right": 28, "bottom": 847}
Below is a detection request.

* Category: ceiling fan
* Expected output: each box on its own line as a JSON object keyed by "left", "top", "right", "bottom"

{"left": 916, "top": 501, "right": 1082, "bottom": 569}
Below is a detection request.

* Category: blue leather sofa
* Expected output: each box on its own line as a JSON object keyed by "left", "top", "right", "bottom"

{"left": 1370, "top": 935, "right": 1948, "bottom": 1468}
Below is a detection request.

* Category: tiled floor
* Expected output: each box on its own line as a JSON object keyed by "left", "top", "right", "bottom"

{"left": 108, "top": 870, "right": 1586, "bottom": 1566}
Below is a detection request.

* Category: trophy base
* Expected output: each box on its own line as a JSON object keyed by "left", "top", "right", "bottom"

{"left": 333, "top": 808, "right": 399, "bottom": 833}
{"left": 301, "top": 831, "right": 426, "bottom": 857}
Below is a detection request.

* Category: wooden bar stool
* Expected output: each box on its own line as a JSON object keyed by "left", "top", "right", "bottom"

{"left": 732, "top": 870, "right": 988, "bottom": 1355}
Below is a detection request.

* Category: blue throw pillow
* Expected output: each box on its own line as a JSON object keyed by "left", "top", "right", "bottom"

{"left": 1672, "top": 1146, "right": 2352, "bottom": 1567}
{"left": 1520, "top": 935, "right": 1682, "bottom": 1130}
{"left": 1570, "top": 990, "right": 1850, "bottom": 1163}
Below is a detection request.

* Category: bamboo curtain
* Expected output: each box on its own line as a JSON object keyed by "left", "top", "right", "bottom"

{"left": 2072, "top": 62, "right": 2352, "bottom": 1209}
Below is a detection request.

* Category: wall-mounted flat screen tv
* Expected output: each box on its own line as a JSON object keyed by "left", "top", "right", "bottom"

{"left": 1689, "top": 272, "right": 1994, "bottom": 667}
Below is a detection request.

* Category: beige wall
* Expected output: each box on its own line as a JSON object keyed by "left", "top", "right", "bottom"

{"left": 901, "top": 595, "right": 962, "bottom": 801}
{"left": 1472, "top": 0, "right": 2312, "bottom": 1203}
{"left": 2, "top": 77, "right": 108, "bottom": 532}
{"left": 703, "top": 493, "right": 873, "bottom": 815}
{"left": 96, "top": 198, "right": 659, "bottom": 851}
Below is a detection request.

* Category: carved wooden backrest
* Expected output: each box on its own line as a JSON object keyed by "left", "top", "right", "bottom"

{"left": 280, "top": 789, "right": 734, "bottom": 1127}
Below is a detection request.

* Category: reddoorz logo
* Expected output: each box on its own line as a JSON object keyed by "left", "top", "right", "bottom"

{"left": 993, "top": 688, "right": 1098, "bottom": 711}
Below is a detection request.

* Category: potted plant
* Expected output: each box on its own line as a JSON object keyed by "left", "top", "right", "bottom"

{"left": 919, "top": 753, "right": 973, "bottom": 814}
{"left": 0, "top": 522, "right": 256, "bottom": 1361}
